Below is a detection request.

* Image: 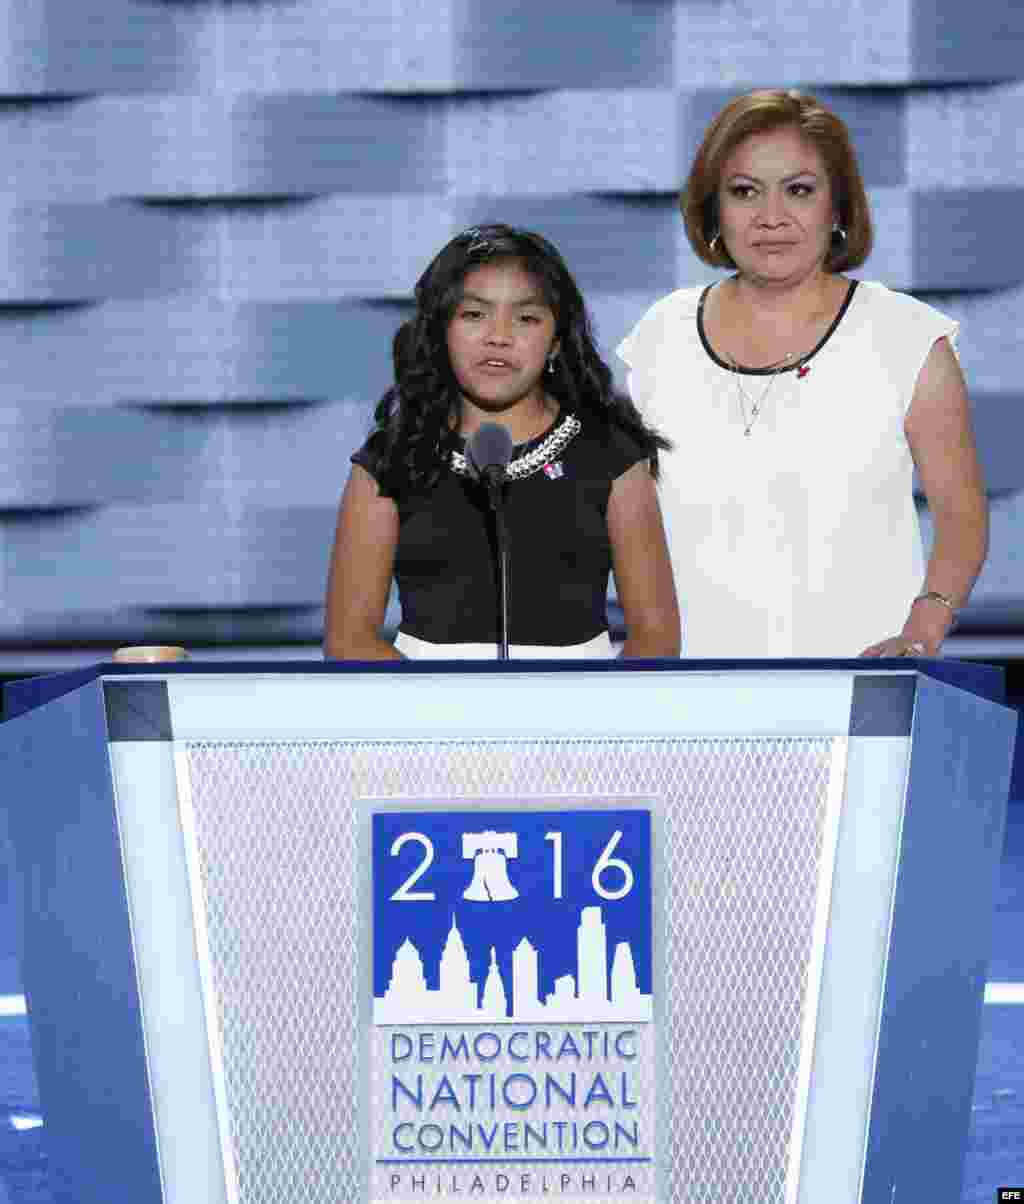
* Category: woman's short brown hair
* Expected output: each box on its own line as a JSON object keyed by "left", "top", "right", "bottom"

{"left": 681, "top": 89, "right": 873, "bottom": 272}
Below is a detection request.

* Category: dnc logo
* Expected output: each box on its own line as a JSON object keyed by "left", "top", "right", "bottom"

{"left": 371, "top": 805, "right": 652, "bottom": 1026}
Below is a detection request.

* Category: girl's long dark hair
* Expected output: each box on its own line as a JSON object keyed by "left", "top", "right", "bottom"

{"left": 363, "top": 224, "right": 670, "bottom": 498}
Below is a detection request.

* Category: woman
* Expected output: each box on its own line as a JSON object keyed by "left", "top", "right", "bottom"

{"left": 324, "top": 224, "right": 680, "bottom": 660}
{"left": 618, "top": 90, "right": 987, "bottom": 658}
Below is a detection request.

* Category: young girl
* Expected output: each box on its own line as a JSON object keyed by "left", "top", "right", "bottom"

{"left": 324, "top": 224, "right": 679, "bottom": 660}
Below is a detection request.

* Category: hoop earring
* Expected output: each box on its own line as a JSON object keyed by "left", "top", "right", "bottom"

{"left": 831, "top": 223, "right": 847, "bottom": 244}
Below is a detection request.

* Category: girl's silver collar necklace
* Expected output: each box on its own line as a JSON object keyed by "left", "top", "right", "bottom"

{"left": 450, "top": 413, "right": 582, "bottom": 480}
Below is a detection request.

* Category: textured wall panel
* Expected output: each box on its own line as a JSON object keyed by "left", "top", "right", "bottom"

{"left": 907, "top": 85, "right": 1024, "bottom": 189}
{"left": 114, "top": 96, "right": 449, "bottom": 199}
{"left": 0, "top": 98, "right": 110, "bottom": 203}
{"left": 0, "top": 408, "right": 189, "bottom": 507}
{"left": 451, "top": 0, "right": 675, "bottom": 89}
{"left": 918, "top": 393, "right": 1024, "bottom": 500}
{"left": 0, "top": 0, "right": 192, "bottom": 95}
{"left": 913, "top": 190, "right": 1024, "bottom": 290}
{"left": 857, "top": 189, "right": 915, "bottom": 290}
{"left": 446, "top": 90, "right": 685, "bottom": 194}
{"left": 921, "top": 496, "right": 1024, "bottom": 625}
{"left": 0, "top": 303, "right": 405, "bottom": 404}
{"left": 3, "top": 503, "right": 334, "bottom": 610}
{"left": 178, "top": 0, "right": 457, "bottom": 94}
{"left": 675, "top": 0, "right": 913, "bottom": 85}
{"left": 176, "top": 0, "right": 673, "bottom": 93}
{"left": 189, "top": 196, "right": 452, "bottom": 300}
{"left": 912, "top": 0, "right": 1024, "bottom": 82}
{"left": 970, "top": 395, "right": 1024, "bottom": 496}
{"left": 0, "top": 602, "right": 327, "bottom": 646}
{"left": 135, "top": 197, "right": 456, "bottom": 300}
{"left": 0, "top": 94, "right": 447, "bottom": 203}
{"left": 0, "top": 202, "right": 199, "bottom": 302}
{"left": 675, "top": 0, "right": 1024, "bottom": 86}
{"left": 160, "top": 402, "right": 374, "bottom": 507}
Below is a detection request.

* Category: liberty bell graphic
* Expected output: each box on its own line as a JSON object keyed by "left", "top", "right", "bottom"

{"left": 462, "top": 830, "right": 519, "bottom": 902}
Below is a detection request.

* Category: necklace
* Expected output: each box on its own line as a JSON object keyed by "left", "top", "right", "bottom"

{"left": 450, "top": 413, "right": 582, "bottom": 480}
{"left": 724, "top": 351, "right": 806, "bottom": 436}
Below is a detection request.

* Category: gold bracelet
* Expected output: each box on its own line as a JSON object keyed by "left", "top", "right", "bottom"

{"left": 913, "top": 591, "right": 958, "bottom": 614}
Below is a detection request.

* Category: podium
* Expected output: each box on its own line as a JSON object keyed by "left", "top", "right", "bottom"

{"left": 0, "top": 659, "right": 1016, "bottom": 1204}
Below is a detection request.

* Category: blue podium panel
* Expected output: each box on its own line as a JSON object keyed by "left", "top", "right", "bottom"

{"left": 0, "top": 662, "right": 1015, "bottom": 1204}
{"left": 0, "top": 680, "right": 164, "bottom": 1204}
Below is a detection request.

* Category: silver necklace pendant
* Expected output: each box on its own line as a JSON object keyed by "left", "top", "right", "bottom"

{"left": 728, "top": 351, "right": 794, "bottom": 436}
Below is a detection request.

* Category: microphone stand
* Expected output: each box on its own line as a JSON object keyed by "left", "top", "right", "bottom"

{"left": 484, "top": 474, "right": 510, "bottom": 661}
{"left": 467, "top": 423, "right": 514, "bottom": 662}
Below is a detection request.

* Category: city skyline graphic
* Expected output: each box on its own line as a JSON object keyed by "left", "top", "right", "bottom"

{"left": 374, "top": 905, "right": 652, "bottom": 1024}
{"left": 371, "top": 808, "right": 653, "bottom": 1018}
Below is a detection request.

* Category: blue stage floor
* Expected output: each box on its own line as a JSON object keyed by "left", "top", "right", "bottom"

{"left": 0, "top": 805, "right": 1021, "bottom": 1202}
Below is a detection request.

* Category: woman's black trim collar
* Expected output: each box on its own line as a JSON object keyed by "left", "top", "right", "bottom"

{"left": 696, "top": 278, "right": 859, "bottom": 375}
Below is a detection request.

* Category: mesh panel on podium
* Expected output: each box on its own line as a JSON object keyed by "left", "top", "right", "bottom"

{"left": 176, "top": 735, "right": 844, "bottom": 1204}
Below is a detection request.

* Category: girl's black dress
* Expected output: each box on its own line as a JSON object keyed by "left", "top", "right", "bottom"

{"left": 351, "top": 411, "right": 646, "bottom": 651}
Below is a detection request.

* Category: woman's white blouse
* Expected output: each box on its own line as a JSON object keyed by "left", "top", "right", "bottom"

{"left": 617, "top": 280, "right": 959, "bottom": 658}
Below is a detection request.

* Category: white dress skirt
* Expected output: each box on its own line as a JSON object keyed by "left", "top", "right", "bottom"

{"left": 394, "top": 630, "right": 616, "bottom": 660}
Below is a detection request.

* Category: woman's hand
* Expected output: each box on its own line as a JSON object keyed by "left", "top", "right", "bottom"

{"left": 860, "top": 595, "right": 956, "bottom": 658}
{"left": 608, "top": 461, "right": 681, "bottom": 658}
{"left": 860, "top": 637, "right": 926, "bottom": 658}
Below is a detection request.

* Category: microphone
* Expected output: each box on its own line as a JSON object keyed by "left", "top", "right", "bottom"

{"left": 465, "top": 422, "right": 514, "bottom": 660}
{"left": 466, "top": 422, "right": 513, "bottom": 495}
